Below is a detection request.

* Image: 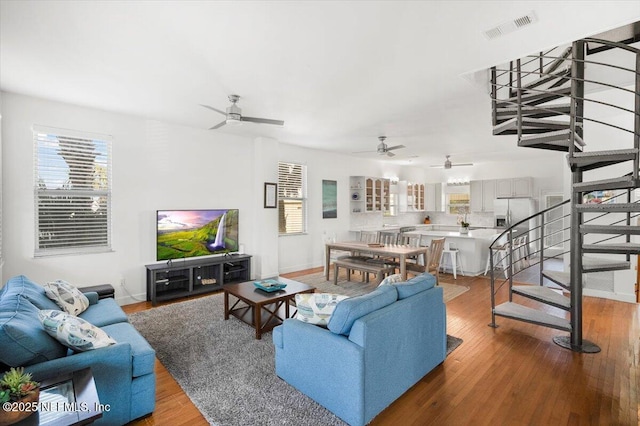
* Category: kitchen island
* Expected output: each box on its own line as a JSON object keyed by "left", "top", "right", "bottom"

{"left": 404, "top": 228, "right": 499, "bottom": 276}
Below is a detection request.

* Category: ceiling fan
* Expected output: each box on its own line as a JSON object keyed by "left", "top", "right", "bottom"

{"left": 200, "top": 94, "right": 285, "bottom": 130}
{"left": 353, "top": 136, "right": 406, "bottom": 157}
{"left": 430, "top": 155, "right": 474, "bottom": 169}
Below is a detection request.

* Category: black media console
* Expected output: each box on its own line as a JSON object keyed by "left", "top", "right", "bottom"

{"left": 145, "top": 254, "right": 252, "bottom": 306}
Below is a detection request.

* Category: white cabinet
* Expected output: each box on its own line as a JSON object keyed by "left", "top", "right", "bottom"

{"left": 496, "top": 177, "right": 533, "bottom": 198}
{"left": 350, "top": 176, "right": 390, "bottom": 213}
{"left": 425, "top": 183, "right": 442, "bottom": 212}
{"left": 470, "top": 180, "right": 496, "bottom": 212}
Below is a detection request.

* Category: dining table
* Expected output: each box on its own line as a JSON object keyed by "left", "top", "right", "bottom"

{"left": 325, "top": 241, "right": 429, "bottom": 281}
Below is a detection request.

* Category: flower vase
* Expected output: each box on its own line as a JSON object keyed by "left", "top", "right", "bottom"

{"left": 459, "top": 227, "right": 469, "bottom": 234}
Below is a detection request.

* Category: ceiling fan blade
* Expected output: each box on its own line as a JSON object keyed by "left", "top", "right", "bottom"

{"left": 451, "top": 163, "right": 474, "bottom": 167}
{"left": 429, "top": 164, "right": 444, "bottom": 168}
{"left": 352, "top": 150, "right": 377, "bottom": 154}
{"left": 386, "top": 144, "right": 406, "bottom": 151}
{"left": 209, "top": 120, "right": 227, "bottom": 130}
{"left": 386, "top": 151, "right": 396, "bottom": 157}
{"left": 200, "top": 104, "right": 227, "bottom": 116}
{"left": 241, "top": 116, "right": 285, "bottom": 126}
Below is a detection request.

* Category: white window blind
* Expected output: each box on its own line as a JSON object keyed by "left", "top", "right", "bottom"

{"left": 34, "top": 126, "right": 112, "bottom": 256}
{"left": 278, "top": 162, "right": 306, "bottom": 235}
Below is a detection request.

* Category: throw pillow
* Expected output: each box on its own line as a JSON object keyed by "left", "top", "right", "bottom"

{"left": 294, "top": 293, "right": 349, "bottom": 327}
{"left": 378, "top": 273, "right": 404, "bottom": 287}
{"left": 38, "top": 310, "right": 116, "bottom": 352}
{"left": 44, "top": 280, "right": 90, "bottom": 315}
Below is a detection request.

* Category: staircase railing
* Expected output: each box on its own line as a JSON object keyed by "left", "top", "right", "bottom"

{"left": 488, "top": 36, "right": 640, "bottom": 351}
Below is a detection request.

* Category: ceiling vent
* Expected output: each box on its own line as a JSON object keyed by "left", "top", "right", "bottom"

{"left": 483, "top": 11, "right": 538, "bottom": 40}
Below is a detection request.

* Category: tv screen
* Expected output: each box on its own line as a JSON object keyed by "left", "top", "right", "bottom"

{"left": 156, "top": 209, "right": 239, "bottom": 261}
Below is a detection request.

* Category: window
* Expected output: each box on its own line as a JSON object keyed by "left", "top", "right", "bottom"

{"left": 446, "top": 193, "right": 470, "bottom": 215}
{"left": 34, "top": 126, "right": 112, "bottom": 256}
{"left": 278, "top": 162, "right": 306, "bottom": 235}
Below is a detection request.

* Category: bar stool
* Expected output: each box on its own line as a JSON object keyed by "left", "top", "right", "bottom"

{"left": 440, "top": 243, "right": 464, "bottom": 279}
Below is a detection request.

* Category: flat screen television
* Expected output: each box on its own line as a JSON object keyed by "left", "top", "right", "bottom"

{"left": 156, "top": 209, "right": 239, "bottom": 261}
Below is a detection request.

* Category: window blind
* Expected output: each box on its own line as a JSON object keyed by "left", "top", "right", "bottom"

{"left": 278, "top": 162, "right": 306, "bottom": 234}
{"left": 33, "top": 126, "right": 112, "bottom": 256}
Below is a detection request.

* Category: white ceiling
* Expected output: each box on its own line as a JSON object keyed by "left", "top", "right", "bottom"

{"left": 1, "top": 1, "right": 639, "bottom": 167}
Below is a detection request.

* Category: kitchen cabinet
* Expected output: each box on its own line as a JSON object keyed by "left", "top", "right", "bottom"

{"left": 350, "top": 176, "right": 390, "bottom": 213}
{"left": 470, "top": 179, "right": 496, "bottom": 212}
{"left": 425, "top": 183, "right": 442, "bottom": 212}
{"left": 496, "top": 177, "right": 533, "bottom": 198}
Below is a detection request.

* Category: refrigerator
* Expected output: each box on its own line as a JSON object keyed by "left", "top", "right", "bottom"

{"left": 493, "top": 198, "right": 538, "bottom": 252}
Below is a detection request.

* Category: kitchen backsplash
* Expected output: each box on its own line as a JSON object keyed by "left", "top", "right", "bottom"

{"left": 352, "top": 211, "right": 496, "bottom": 229}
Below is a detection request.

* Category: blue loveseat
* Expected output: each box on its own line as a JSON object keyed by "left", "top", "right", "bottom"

{"left": 0, "top": 275, "right": 155, "bottom": 425}
{"left": 273, "top": 273, "right": 446, "bottom": 426}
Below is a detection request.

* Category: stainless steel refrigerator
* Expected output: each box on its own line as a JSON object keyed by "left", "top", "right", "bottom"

{"left": 494, "top": 198, "right": 539, "bottom": 252}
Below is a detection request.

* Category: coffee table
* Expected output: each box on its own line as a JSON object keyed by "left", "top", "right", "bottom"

{"left": 223, "top": 277, "right": 315, "bottom": 339}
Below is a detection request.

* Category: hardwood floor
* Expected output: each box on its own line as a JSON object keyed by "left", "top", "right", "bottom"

{"left": 124, "top": 269, "right": 639, "bottom": 425}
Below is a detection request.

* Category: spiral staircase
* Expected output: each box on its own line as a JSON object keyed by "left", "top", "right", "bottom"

{"left": 488, "top": 35, "right": 640, "bottom": 353}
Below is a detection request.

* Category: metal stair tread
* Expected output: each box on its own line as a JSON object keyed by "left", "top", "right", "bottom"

{"left": 495, "top": 87, "right": 572, "bottom": 109}
{"left": 541, "top": 270, "right": 570, "bottom": 289}
{"left": 493, "top": 117, "right": 575, "bottom": 135}
{"left": 573, "top": 175, "right": 636, "bottom": 192}
{"left": 577, "top": 202, "right": 640, "bottom": 212}
{"left": 494, "top": 302, "right": 571, "bottom": 331}
{"left": 583, "top": 243, "right": 640, "bottom": 254}
{"left": 512, "top": 285, "right": 570, "bottom": 309}
{"left": 569, "top": 149, "right": 639, "bottom": 171}
{"left": 582, "top": 256, "right": 630, "bottom": 272}
{"left": 520, "top": 129, "right": 585, "bottom": 146}
{"left": 580, "top": 224, "right": 640, "bottom": 235}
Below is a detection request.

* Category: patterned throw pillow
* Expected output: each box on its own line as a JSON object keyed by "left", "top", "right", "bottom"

{"left": 378, "top": 273, "right": 404, "bottom": 287}
{"left": 294, "top": 293, "right": 349, "bottom": 327}
{"left": 38, "top": 310, "right": 116, "bottom": 352}
{"left": 44, "top": 280, "right": 90, "bottom": 315}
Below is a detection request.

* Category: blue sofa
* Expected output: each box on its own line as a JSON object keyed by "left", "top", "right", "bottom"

{"left": 0, "top": 275, "right": 155, "bottom": 425}
{"left": 273, "top": 273, "right": 446, "bottom": 426}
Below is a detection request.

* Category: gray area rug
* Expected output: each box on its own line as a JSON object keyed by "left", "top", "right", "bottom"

{"left": 129, "top": 278, "right": 464, "bottom": 426}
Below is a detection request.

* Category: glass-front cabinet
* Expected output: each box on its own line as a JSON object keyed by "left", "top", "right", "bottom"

{"left": 350, "top": 176, "right": 390, "bottom": 214}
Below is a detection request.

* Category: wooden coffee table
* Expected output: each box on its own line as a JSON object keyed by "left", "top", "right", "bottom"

{"left": 223, "top": 277, "right": 315, "bottom": 339}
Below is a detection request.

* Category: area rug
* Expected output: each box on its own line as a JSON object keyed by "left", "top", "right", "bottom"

{"left": 293, "top": 270, "right": 470, "bottom": 302}
{"left": 129, "top": 292, "right": 463, "bottom": 426}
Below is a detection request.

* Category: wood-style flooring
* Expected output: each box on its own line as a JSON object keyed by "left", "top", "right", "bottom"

{"left": 124, "top": 268, "right": 639, "bottom": 426}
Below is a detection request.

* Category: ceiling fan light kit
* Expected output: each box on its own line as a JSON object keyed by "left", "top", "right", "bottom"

{"left": 201, "top": 94, "right": 284, "bottom": 130}
{"left": 354, "top": 136, "right": 406, "bottom": 158}
{"left": 430, "top": 155, "right": 474, "bottom": 169}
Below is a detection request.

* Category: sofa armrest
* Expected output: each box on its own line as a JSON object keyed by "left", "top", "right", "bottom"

{"left": 84, "top": 291, "right": 99, "bottom": 305}
{"left": 24, "top": 343, "right": 134, "bottom": 426}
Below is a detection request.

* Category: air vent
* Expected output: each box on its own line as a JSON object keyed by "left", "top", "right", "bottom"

{"left": 483, "top": 11, "right": 538, "bottom": 40}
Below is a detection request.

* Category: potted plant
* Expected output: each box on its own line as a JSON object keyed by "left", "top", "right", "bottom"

{"left": 458, "top": 214, "right": 470, "bottom": 234}
{"left": 0, "top": 367, "right": 40, "bottom": 426}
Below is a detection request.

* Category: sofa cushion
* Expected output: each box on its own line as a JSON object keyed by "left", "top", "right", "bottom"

{"left": 328, "top": 284, "right": 397, "bottom": 335}
{"left": 39, "top": 310, "right": 117, "bottom": 352}
{"left": 79, "top": 298, "right": 129, "bottom": 327}
{"left": 44, "top": 280, "right": 90, "bottom": 315}
{"left": 294, "top": 293, "right": 349, "bottom": 327}
{"left": 0, "top": 293, "right": 67, "bottom": 366}
{"left": 4, "top": 275, "right": 60, "bottom": 311}
{"left": 390, "top": 273, "right": 436, "bottom": 299}
{"left": 102, "top": 322, "right": 156, "bottom": 377}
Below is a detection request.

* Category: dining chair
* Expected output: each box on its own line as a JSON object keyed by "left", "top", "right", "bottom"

{"left": 426, "top": 238, "right": 446, "bottom": 285}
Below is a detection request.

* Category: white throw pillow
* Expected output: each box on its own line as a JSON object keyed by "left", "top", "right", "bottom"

{"left": 378, "top": 273, "right": 404, "bottom": 287}
{"left": 294, "top": 293, "right": 349, "bottom": 327}
{"left": 38, "top": 310, "right": 116, "bottom": 352}
{"left": 44, "top": 280, "right": 90, "bottom": 315}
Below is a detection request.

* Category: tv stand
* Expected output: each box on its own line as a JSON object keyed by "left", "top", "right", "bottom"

{"left": 145, "top": 254, "right": 252, "bottom": 306}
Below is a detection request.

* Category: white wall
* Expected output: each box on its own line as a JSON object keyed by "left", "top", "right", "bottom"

{"left": 276, "top": 143, "right": 428, "bottom": 273}
{"left": 1, "top": 92, "right": 262, "bottom": 304}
